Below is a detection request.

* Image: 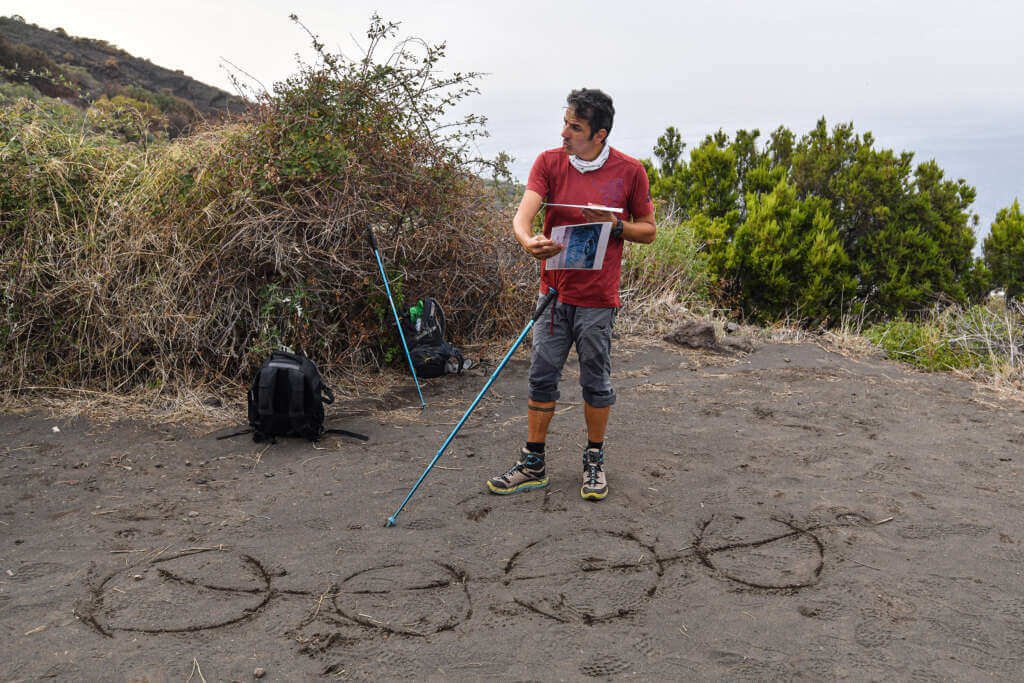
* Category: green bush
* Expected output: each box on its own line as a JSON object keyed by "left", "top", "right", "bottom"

{"left": 0, "top": 35, "right": 77, "bottom": 98}
{"left": 58, "top": 63, "right": 100, "bottom": 95}
{"left": 622, "top": 209, "right": 709, "bottom": 304}
{"left": 648, "top": 119, "right": 979, "bottom": 323}
{"left": 87, "top": 95, "right": 168, "bottom": 142}
{"left": 865, "top": 302, "right": 1022, "bottom": 373}
{"left": 984, "top": 199, "right": 1024, "bottom": 301}
{"left": 0, "top": 80, "right": 39, "bottom": 102}
{"left": 0, "top": 97, "right": 139, "bottom": 236}
{"left": 866, "top": 320, "right": 980, "bottom": 371}
{"left": 721, "top": 180, "right": 855, "bottom": 324}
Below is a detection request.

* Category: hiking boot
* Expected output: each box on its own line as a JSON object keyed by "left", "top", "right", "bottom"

{"left": 487, "top": 449, "right": 548, "bottom": 495}
{"left": 581, "top": 448, "right": 608, "bottom": 500}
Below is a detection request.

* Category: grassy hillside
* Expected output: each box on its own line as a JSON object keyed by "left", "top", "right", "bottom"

{"left": 0, "top": 15, "right": 246, "bottom": 135}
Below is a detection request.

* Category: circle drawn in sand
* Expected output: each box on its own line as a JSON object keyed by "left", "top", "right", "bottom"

{"left": 81, "top": 549, "right": 282, "bottom": 636}
{"left": 694, "top": 518, "right": 825, "bottom": 591}
{"left": 504, "top": 530, "right": 663, "bottom": 624}
{"left": 332, "top": 560, "right": 471, "bottom": 637}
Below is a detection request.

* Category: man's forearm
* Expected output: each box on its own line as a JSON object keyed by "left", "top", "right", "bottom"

{"left": 513, "top": 213, "right": 536, "bottom": 249}
{"left": 620, "top": 219, "right": 656, "bottom": 244}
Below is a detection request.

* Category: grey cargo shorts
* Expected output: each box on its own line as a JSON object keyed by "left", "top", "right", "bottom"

{"left": 528, "top": 295, "right": 617, "bottom": 408}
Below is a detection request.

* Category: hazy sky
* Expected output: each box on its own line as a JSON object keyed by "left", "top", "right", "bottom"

{"left": 8, "top": 0, "right": 1024, "bottom": 236}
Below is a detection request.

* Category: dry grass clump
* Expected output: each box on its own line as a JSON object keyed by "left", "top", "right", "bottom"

{"left": 1, "top": 16, "right": 533, "bottom": 403}
{"left": 864, "top": 300, "right": 1022, "bottom": 382}
{"left": 760, "top": 308, "right": 881, "bottom": 359}
{"left": 617, "top": 208, "right": 714, "bottom": 334}
{"left": 761, "top": 300, "right": 1024, "bottom": 393}
{"left": 938, "top": 300, "right": 1023, "bottom": 394}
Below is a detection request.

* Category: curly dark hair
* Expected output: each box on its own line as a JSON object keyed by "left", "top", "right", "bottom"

{"left": 566, "top": 88, "right": 615, "bottom": 139}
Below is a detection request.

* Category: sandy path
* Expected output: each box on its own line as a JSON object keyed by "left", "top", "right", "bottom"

{"left": 2, "top": 340, "right": 1022, "bottom": 680}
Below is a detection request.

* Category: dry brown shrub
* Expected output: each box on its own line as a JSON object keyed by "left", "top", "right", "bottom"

{"left": 1, "top": 17, "right": 534, "bottom": 405}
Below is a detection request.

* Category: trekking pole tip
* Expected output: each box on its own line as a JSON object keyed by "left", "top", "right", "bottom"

{"left": 385, "top": 516, "right": 397, "bottom": 527}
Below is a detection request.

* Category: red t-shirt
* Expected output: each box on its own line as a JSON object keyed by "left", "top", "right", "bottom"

{"left": 526, "top": 146, "right": 654, "bottom": 308}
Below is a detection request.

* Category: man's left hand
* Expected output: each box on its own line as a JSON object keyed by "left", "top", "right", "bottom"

{"left": 581, "top": 206, "right": 617, "bottom": 224}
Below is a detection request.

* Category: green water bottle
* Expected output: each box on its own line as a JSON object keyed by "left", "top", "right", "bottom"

{"left": 408, "top": 299, "right": 424, "bottom": 332}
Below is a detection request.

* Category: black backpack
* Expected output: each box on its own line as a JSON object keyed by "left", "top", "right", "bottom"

{"left": 402, "top": 297, "right": 446, "bottom": 347}
{"left": 411, "top": 341, "right": 465, "bottom": 379}
{"left": 402, "top": 298, "right": 465, "bottom": 379}
{"left": 244, "top": 350, "right": 367, "bottom": 443}
{"left": 246, "top": 350, "right": 330, "bottom": 441}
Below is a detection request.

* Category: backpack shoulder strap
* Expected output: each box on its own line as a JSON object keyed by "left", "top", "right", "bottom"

{"left": 216, "top": 427, "right": 252, "bottom": 440}
{"left": 299, "top": 355, "right": 323, "bottom": 392}
{"left": 427, "top": 297, "right": 446, "bottom": 339}
{"left": 303, "top": 358, "right": 335, "bottom": 405}
{"left": 287, "top": 367, "right": 309, "bottom": 436}
{"left": 257, "top": 364, "right": 278, "bottom": 418}
{"left": 323, "top": 428, "right": 370, "bottom": 441}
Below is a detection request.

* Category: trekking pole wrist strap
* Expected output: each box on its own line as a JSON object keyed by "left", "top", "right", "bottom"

{"left": 532, "top": 288, "right": 558, "bottom": 322}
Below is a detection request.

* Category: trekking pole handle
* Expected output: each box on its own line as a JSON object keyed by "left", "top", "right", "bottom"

{"left": 366, "top": 226, "right": 379, "bottom": 251}
{"left": 531, "top": 289, "right": 558, "bottom": 322}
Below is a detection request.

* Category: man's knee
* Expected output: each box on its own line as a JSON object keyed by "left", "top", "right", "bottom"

{"left": 582, "top": 387, "right": 615, "bottom": 408}
{"left": 529, "top": 383, "right": 560, "bottom": 403}
{"left": 578, "top": 345, "right": 613, "bottom": 408}
{"left": 529, "top": 356, "right": 563, "bottom": 403}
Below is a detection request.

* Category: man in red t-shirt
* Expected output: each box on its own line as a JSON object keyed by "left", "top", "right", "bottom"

{"left": 487, "top": 88, "right": 656, "bottom": 501}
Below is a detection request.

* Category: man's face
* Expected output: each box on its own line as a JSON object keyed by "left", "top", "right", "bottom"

{"left": 562, "top": 108, "right": 605, "bottom": 159}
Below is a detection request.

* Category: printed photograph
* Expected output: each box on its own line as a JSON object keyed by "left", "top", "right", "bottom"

{"left": 563, "top": 222, "right": 602, "bottom": 269}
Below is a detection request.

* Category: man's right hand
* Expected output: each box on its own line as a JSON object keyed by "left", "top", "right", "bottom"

{"left": 523, "top": 234, "right": 563, "bottom": 260}
{"left": 513, "top": 189, "right": 559, "bottom": 261}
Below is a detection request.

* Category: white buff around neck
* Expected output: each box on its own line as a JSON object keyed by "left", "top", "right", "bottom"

{"left": 569, "top": 143, "right": 611, "bottom": 174}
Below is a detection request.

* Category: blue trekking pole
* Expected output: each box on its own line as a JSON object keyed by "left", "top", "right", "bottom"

{"left": 367, "top": 226, "right": 426, "bottom": 410}
{"left": 386, "top": 288, "right": 558, "bottom": 527}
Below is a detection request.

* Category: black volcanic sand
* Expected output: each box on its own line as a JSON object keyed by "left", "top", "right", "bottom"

{"left": 2, "top": 340, "right": 1024, "bottom": 680}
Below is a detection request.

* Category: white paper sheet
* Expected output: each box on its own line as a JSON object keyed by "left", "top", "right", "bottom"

{"left": 544, "top": 222, "right": 612, "bottom": 271}
{"left": 542, "top": 202, "right": 624, "bottom": 214}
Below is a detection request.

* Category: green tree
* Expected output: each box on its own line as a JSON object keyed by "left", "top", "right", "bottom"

{"left": 895, "top": 160, "right": 976, "bottom": 303}
{"left": 792, "top": 119, "right": 913, "bottom": 255}
{"left": 857, "top": 220, "right": 941, "bottom": 314}
{"left": 652, "top": 128, "right": 781, "bottom": 223}
{"left": 853, "top": 160, "right": 974, "bottom": 313}
{"left": 791, "top": 119, "right": 976, "bottom": 314}
{"left": 653, "top": 125, "right": 684, "bottom": 176}
{"left": 654, "top": 131, "right": 739, "bottom": 222}
{"left": 963, "top": 257, "right": 993, "bottom": 304}
{"left": 732, "top": 128, "right": 781, "bottom": 220}
{"left": 726, "top": 180, "right": 854, "bottom": 323}
{"left": 983, "top": 199, "right": 1024, "bottom": 300}
{"left": 767, "top": 125, "right": 795, "bottom": 170}
{"left": 688, "top": 135, "right": 739, "bottom": 221}
{"left": 649, "top": 118, "right": 979, "bottom": 322}
{"left": 690, "top": 213, "right": 733, "bottom": 287}
{"left": 741, "top": 127, "right": 786, "bottom": 204}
